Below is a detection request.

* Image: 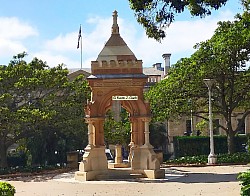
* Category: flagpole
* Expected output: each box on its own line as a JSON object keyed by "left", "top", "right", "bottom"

{"left": 80, "top": 25, "right": 83, "bottom": 70}
{"left": 77, "top": 24, "right": 83, "bottom": 70}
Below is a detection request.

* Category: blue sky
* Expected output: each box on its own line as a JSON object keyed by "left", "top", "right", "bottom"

{"left": 0, "top": 0, "right": 244, "bottom": 69}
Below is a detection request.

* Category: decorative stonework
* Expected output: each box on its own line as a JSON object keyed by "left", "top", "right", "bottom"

{"left": 91, "top": 60, "right": 143, "bottom": 75}
{"left": 93, "top": 80, "right": 145, "bottom": 87}
{"left": 97, "top": 91, "right": 103, "bottom": 96}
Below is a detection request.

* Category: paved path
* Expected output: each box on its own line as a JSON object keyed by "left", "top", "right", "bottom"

{"left": 1, "top": 165, "right": 249, "bottom": 196}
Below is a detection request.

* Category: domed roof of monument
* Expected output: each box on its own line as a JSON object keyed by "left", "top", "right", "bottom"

{"left": 96, "top": 10, "right": 137, "bottom": 61}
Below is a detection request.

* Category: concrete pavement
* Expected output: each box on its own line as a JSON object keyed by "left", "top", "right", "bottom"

{"left": 1, "top": 165, "right": 249, "bottom": 196}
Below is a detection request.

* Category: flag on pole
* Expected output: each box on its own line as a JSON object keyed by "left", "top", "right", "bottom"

{"left": 77, "top": 25, "right": 81, "bottom": 49}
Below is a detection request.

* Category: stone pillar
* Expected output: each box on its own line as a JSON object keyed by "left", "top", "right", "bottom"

{"left": 129, "top": 121, "right": 133, "bottom": 146}
{"left": 142, "top": 118, "right": 153, "bottom": 148}
{"left": 115, "top": 144, "right": 123, "bottom": 164}
{"left": 91, "top": 117, "right": 105, "bottom": 147}
{"left": 130, "top": 117, "right": 138, "bottom": 146}
{"left": 85, "top": 119, "right": 94, "bottom": 150}
{"left": 98, "top": 118, "right": 105, "bottom": 147}
{"left": 75, "top": 117, "right": 108, "bottom": 181}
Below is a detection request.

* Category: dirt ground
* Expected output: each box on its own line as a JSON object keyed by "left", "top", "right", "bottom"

{"left": 1, "top": 165, "right": 249, "bottom": 196}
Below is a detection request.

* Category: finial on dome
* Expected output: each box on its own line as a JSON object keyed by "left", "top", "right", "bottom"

{"left": 112, "top": 10, "right": 119, "bottom": 34}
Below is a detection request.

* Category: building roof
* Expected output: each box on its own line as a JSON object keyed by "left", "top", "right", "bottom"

{"left": 96, "top": 10, "right": 137, "bottom": 62}
{"left": 68, "top": 68, "right": 91, "bottom": 74}
{"left": 143, "top": 67, "right": 164, "bottom": 76}
{"left": 67, "top": 68, "right": 91, "bottom": 80}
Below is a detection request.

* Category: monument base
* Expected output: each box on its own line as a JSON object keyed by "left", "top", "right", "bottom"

{"left": 130, "top": 146, "right": 160, "bottom": 170}
{"left": 75, "top": 170, "right": 108, "bottom": 181}
{"left": 75, "top": 168, "right": 165, "bottom": 181}
{"left": 144, "top": 169, "right": 165, "bottom": 179}
{"left": 108, "top": 162, "right": 130, "bottom": 168}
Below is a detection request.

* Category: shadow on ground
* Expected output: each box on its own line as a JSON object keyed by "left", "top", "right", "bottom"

{"left": 92, "top": 173, "right": 239, "bottom": 184}
{"left": 1, "top": 173, "right": 57, "bottom": 182}
{"left": 0, "top": 169, "right": 76, "bottom": 182}
{"left": 0, "top": 168, "right": 240, "bottom": 184}
{"left": 169, "top": 173, "right": 238, "bottom": 183}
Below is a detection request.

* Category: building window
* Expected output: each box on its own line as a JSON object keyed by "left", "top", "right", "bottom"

{"left": 150, "top": 77, "right": 157, "bottom": 83}
{"left": 237, "top": 119, "right": 246, "bottom": 134}
{"left": 213, "top": 119, "right": 220, "bottom": 135}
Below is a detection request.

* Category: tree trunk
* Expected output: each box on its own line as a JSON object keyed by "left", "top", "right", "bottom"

{"left": 227, "top": 129, "right": 235, "bottom": 154}
{"left": 0, "top": 140, "right": 8, "bottom": 168}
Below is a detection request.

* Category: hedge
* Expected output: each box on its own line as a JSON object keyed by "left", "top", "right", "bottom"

{"left": 7, "top": 152, "right": 27, "bottom": 167}
{"left": 173, "top": 135, "right": 248, "bottom": 158}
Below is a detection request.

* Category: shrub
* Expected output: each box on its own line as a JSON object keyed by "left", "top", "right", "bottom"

{"left": 165, "top": 152, "right": 250, "bottom": 165}
{"left": 238, "top": 170, "right": 250, "bottom": 196}
{"left": 173, "top": 135, "right": 248, "bottom": 158}
{"left": 217, "top": 153, "right": 250, "bottom": 164}
{"left": 7, "top": 152, "right": 27, "bottom": 167}
{"left": 0, "top": 182, "right": 16, "bottom": 196}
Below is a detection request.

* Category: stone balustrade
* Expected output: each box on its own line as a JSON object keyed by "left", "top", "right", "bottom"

{"left": 91, "top": 60, "right": 143, "bottom": 75}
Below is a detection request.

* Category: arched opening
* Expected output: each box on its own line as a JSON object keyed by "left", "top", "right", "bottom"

{"left": 104, "top": 106, "right": 130, "bottom": 167}
{"left": 98, "top": 89, "right": 144, "bottom": 168}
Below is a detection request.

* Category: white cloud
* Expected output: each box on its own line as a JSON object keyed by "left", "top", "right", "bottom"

{"left": 0, "top": 38, "right": 27, "bottom": 56}
{"left": 38, "top": 16, "right": 112, "bottom": 68}
{"left": 130, "top": 19, "right": 219, "bottom": 66}
{"left": 0, "top": 17, "right": 38, "bottom": 39}
{"left": 0, "top": 17, "right": 38, "bottom": 62}
{"left": 32, "top": 51, "right": 79, "bottom": 67}
{"left": 32, "top": 50, "right": 96, "bottom": 69}
{"left": 44, "top": 32, "right": 77, "bottom": 52}
{"left": 122, "top": 10, "right": 236, "bottom": 67}
{"left": 82, "top": 17, "right": 110, "bottom": 59}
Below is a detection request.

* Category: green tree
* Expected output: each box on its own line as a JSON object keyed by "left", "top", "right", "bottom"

{"left": 128, "top": 0, "right": 249, "bottom": 41}
{"left": 0, "top": 53, "right": 90, "bottom": 167}
{"left": 146, "top": 10, "right": 250, "bottom": 154}
{"left": 26, "top": 74, "right": 90, "bottom": 165}
{"left": 104, "top": 109, "right": 131, "bottom": 147}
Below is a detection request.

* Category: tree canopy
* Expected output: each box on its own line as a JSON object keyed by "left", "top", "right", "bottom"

{"left": 104, "top": 109, "right": 131, "bottom": 147}
{"left": 128, "top": 0, "right": 249, "bottom": 41}
{"left": 146, "top": 10, "right": 250, "bottom": 153}
{"left": 0, "top": 53, "right": 90, "bottom": 167}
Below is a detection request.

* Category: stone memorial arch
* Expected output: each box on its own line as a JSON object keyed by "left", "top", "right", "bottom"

{"left": 75, "top": 10, "right": 164, "bottom": 181}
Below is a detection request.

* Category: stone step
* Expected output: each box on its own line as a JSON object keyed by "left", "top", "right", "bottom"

{"left": 96, "top": 169, "right": 146, "bottom": 180}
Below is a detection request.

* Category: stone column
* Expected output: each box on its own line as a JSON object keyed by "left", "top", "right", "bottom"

{"left": 92, "top": 117, "right": 105, "bottom": 147}
{"left": 115, "top": 144, "right": 123, "bottom": 164}
{"left": 98, "top": 118, "right": 105, "bottom": 147}
{"left": 85, "top": 119, "right": 94, "bottom": 150}
{"left": 142, "top": 117, "right": 153, "bottom": 148}
{"left": 129, "top": 117, "right": 138, "bottom": 146}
